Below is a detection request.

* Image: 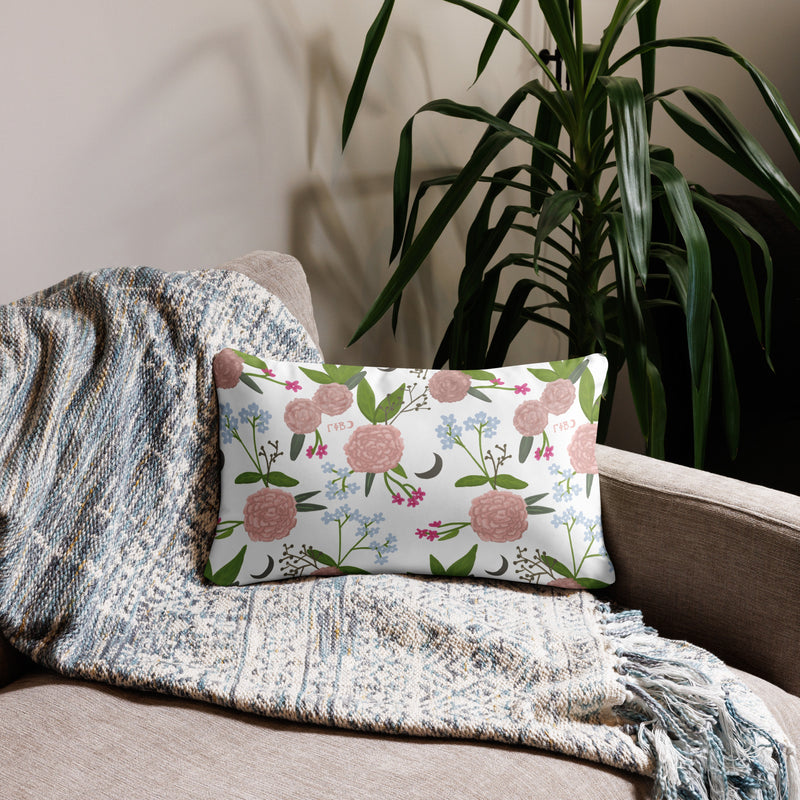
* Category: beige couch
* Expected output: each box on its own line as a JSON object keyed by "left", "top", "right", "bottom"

{"left": 1, "top": 252, "right": 798, "bottom": 799}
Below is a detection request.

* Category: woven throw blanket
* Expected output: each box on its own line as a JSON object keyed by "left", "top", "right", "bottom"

{"left": 0, "top": 268, "right": 796, "bottom": 800}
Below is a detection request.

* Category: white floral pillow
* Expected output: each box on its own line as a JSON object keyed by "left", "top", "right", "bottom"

{"left": 206, "top": 351, "right": 614, "bottom": 588}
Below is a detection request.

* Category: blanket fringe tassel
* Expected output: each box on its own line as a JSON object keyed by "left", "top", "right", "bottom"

{"left": 605, "top": 610, "right": 798, "bottom": 800}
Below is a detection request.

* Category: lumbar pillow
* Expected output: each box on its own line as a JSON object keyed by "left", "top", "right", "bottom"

{"left": 206, "top": 351, "right": 614, "bottom": 588}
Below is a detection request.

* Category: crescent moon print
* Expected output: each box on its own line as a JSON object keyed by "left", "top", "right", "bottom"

{"left": 485, "top": 556, "right": 509, "bottom": 577}
{"left": 415, "top": 453, "right": 443, "bottom": 480}
{"left": 250, "top": 555, "right": 274, "bottom": 580}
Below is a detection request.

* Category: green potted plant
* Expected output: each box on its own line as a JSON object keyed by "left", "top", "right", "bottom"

{"left": 341, "top": 0, "right": 800, "bottom": 465}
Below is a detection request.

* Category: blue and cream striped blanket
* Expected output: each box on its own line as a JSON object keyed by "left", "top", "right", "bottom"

{"left": 0, "top": 268, "right": 795, "bottom": 800}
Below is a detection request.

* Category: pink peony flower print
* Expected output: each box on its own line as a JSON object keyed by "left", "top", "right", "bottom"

{"left": 547, "top": 577, "right": 583, "bottom": 590}
{"left": 310, "top": 566, "right": 344, "bottom": 577}
{"left": 284, "top": 398, "right": 322, "bottom": 434}
{"left": 213, "top": 348, "right": 244, "bottom": 389}
{"left": 468, "top": 490, "right": 528, "bottom": 543}
{"left": 567, "top": 423, "right": 599, "bottom": 474}
{"left": 242, "top": 487, "right": 298, "bottom": 542}
{"left": 313, "top": 383, "right": 354, "bottom": 415}
{"left": 428, "top": 370, "right": 471, "bottom": 402}
{"left": 513, "top": 399, "right": 549, "bottom": 436}
{"left": 343, "top": 424, "right": 405, "bottom": 473}
{"left": 540, "top": 379, "right": 576, "bottom": 415}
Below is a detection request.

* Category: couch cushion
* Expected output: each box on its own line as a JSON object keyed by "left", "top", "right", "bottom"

{"left": 1, "top": 668, "right": 795, "bottom": 800}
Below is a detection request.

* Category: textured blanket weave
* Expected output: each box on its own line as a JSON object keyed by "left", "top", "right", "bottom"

{"left": 0, "top": 268, "right": 795, "bottom": 800}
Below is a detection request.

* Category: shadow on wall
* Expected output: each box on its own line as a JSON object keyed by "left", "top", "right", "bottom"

{"left": 288, "top": 173, "right": 447, "bottom": 370}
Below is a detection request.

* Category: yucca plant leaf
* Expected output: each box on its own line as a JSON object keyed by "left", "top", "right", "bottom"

{"left": 711, "top": 300, "right": 740, "bottom": 460}
{"left": 350, "top": 129, "right": 516, "bottom": 346}
{"left": 602, "top": 76, "right": 652, "bottom": 280}
{"left": 682, "top": 88, "right": 800, "bottom": 227}
{"left": 650, "top": 159, "right": 712, "bottom": 387}
{"left": 607, "top": 213, "right": 650, "bottom": 436}
{"left": 690, "top": 326, "right": 714, "bottom": 468}
{"left": 612, "top": 36, "right": 800, "bottom": 164}
{"left": 534, "top": 190, "right": 582, "bottom": 267}
{"left": 536, "top": 0, "right": 579, "bottom": 87}
{"left": 531, "top": 100, "right": 564, "bottom": 212}
{"left": 475, "top": 0, "right": 521, "bottom": 83}
{"left": 487, "top": 278, "right": 553, "bottom": 365}
{"left": 342, "top": 0, "right": 395, "bottom": 147}
{"left": 635, "top": 0, "right": 660, "bottom": 130}
{"left": 691, "top": 190, "right": 773, "bottom": 360}
{"left": 589, "top": 0, "right": 654, "bottom": 89}
{"left": 439, "top": 0, "right": 562, "bottom": 89}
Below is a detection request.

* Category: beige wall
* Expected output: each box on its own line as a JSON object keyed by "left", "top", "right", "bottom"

{"left": 2, "top": 2, "right": 798, "bottom": 433}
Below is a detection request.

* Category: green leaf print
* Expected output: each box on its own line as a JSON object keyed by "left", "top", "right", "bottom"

{"left": 461, "top": 369, "right": 496, "bottom": 381}
{"left": 526, "top": 505, "right": 556, "bottom": 515}
{"left": 429, "top": 555, "right": 447, "bottom": 576}
{"left": 345, "top": 370, "right": 367, "bottom": 389}
{"left": 576, "top": 577, "right": 611, "bottom": 589}
{"left": 239, "top": 374, "right": 263, "bottom": 394}
{"left": 299, "top": 366, "right": 334, "bottom": 384}
{"left": 267, "top": 471, "right": 300, "bottom": 488}
{"left": 528, "top": 368, "right": 559, "bottom": 382}
{"left": 466, "top": 387, "right": 491, "bottom": 402}
{"left": 338, "top": 565, "right": 370, "bottom": 575}
{"left": 375, "top": 383, "right": 405, "bottom": 422}
{"left": 579, "top": 368, "right": 597, "bottom": 422}
{"left": 550, "top": 358, "right": 584, "bottom": 379}
{"left": 324, "top": 364, "right": 364, "bottom": 384}
{"left": 446, "top": 544, "right": 478, "bottom": 577}
{"left": 519, "top": 435, "right": 534, "bottom": 463}
{"left": 207, "top": 545, "right": 247, "bottom": 586}
{"left": 455, "top": 475, "right": 490, "bottom": 487}
{"left": 357, "top": 379, "right": 377, "bottom": 422}
{"left": 234, "top": 471, "right": 263, "bottom": 484}
{"left": 290, "top": 433, "right": 306, "bottom": 461}
{"left": 309, "top": 549, "right": 337, "bottom": 568}
{"left": 494, "top": 474, "right": 529, "bottom": 490}
{"left": 542, "top": 554, "right": 573, "bottom": 579}
{"left": 232, "top": 350, "right": 268, "bottom": 370}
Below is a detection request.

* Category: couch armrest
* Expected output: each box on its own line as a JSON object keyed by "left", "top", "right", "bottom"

{"left": 220, "top": 251, "right": 321, "bottom": 353}
{"left": 597, "top": 445, "right": 800, "bottom": 696}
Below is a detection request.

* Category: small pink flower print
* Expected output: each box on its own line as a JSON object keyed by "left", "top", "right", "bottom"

{"left": 513, "top": 399, "right": 549, "bottom": 436}
{"left": 313, "top": 383, "right": 354, "bottom": 416}
{"left": 426, "top": 530, "right": 439, "bottom": 541}
{"left": 414, "top": 527, "right": 429, "bottom": 539}
{"left": 343, "top": 424, "right": 405, "bottom": 473}
{"left": 406, "top": 488, "right": 425, "bottom": 508}
{"left": 428, "top": 370, "right": 471, "bottom": 402}
{"left": 567, "top": 423, "right": 599, "bottom": 474}
{"left": 468, "top": 490, "right": 528, "bottom": 543}
{"left": 316, "top": 444, "right": 328, "bottom": 459}
{"left": 262, "top": 368, "right": 275, "bottom": 377}
{"left": 543, "top": 445, "right": 554, "bottom": 460}
{"left": 534, "top": 445, "right": 554, "bottom": 461}
{"left": 514, "top": 383, "right": 530, "bottom": 395}
{"left": 547, "top": 577, "right": 583, "bottom": 590}
{"left": 284, "top": 398, "right": 322, "bottom": 434}
{"left": 310, "top": 566, "right": 344, "bottom": 577}
{"left": 541, "top": 379, "right": 576, "bottom": 415}
{"left": 490, "top": 378, "right": 504, "bottom": 386}
{"left": 429, "top": 520, "right": 441, "bottom": 528}
{"left": 392, "top": 493, "right": 405, "bottom": 505}
{"left": 213, "top": 348, "right": 244, "bottom": 389}
{"left": 243, "top": 487, "right": 298, "bottom": 542}
{"left": 285, "top": 380, "right": 302, "bottom": 392}
{"left": 306, "top": 445, "right": 315, "bottom": 458}
{"left": 535, "top": 447, "right": 542, "bottom": 461}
